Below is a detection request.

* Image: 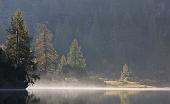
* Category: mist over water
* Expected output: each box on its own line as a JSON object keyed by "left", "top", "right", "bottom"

{"left": 27, "top": 78, "right": 170, "bottom": 91}
{"left": 29, "top": 79, "right": 104, "bottom": 88}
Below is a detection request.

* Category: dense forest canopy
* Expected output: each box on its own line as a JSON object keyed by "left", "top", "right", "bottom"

{"left": 0, "top": 0, "right": 170, "bottom": 81}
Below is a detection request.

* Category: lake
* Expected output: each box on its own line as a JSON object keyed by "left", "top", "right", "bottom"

{"left": 0, "top": 90, "right": 170, "bottom": 104}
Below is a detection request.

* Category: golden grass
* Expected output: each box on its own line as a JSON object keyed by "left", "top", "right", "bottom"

{"left": 104, "top": 80, "right": 149, "bottom": 88}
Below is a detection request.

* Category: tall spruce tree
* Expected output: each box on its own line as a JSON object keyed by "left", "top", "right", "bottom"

{"left": 120, "top": 64, "right": 130, "bottom": 82}
{"left": 67, "top": 39, "right": 86, "bottom": 71}
{"left": 5, "top": 10, "right": 39, "bottom": 86}
{"left": 35, "top": 24, "right": 58, "bottom": 73}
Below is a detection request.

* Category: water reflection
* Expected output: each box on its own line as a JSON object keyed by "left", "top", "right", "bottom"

{"left": 26, "top": 93, "right": 40, "bottom": 104}
{"left": 120, "top": 93, "right": 129, "bottom": 104}
{"left": 0, "top": 91, "right": 39, "bottom": 104}
{"left": 0, "top": 90, "right": 170, "bottom": 104}
{"left": 104, "top": 91, "right": 138, "bottom": 104}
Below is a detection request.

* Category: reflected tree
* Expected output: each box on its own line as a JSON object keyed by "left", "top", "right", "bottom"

{"left": 26, "top": 93, "right": 40, "bottom": 104}
{"left": 119, "top": 92, "right": 129, "bottom": 104}
{"left": 0, "top": 91, "right": 40, "bottom": 104}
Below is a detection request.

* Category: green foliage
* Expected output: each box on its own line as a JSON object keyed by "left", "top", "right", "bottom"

{"left": 6, "top": 10, "right": 29, "bottom": 63}
{"left": 58, "top": 55, "right": 67, "bottom": 74}
{"left": 60, "top": 55, "right": 67, "bottom": 65}
{"left": 120, "top": 64, "right": 130, "bottom": 82}
{"left": 67, "top": 39, "right": 86, "bottom": 70}
{"left": 5, "top": 9, "right": 39, "bottom": 86}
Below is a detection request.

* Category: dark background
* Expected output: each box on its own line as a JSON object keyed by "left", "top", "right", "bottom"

{"left": 0, "top": 0, "right": 170, "bottom": 82}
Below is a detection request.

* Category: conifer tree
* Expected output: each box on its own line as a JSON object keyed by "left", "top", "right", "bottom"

{"left": 120, "top": 64, "right": 130, "bottom": 82}
{"left": 67, "top": 39, "right": 86, "bottom": 71}
{"left": 35, "top": 24, "right": 58, "bottom": 73}
{"left": 59, "top": 55, "right": 67, "bottom": 71}
{"left": 60, "top": 55, "right": 67, "bottom": 66}
{"left": 5, "top": 9, "right": 39, "bottom": 85}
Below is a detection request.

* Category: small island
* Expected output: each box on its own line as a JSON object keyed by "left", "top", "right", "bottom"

{"left": 104, "top": 64, "right": 152, "bottom": 88}
{"left": 104, "top": 80, "right": 150, "bottom": 88}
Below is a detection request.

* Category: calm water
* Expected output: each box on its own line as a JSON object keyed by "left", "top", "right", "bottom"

{"left": 0, "top": 90, "right": 170, "bottom": 104}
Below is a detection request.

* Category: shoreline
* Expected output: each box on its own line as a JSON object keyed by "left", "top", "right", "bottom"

{"left": 26, "top": 87, "right": 170, "bottom": 91}
{"left": 0, "top": 87, "right": 170, "bottom": 91}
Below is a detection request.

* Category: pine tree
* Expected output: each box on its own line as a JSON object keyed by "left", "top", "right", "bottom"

{"left": 67, "top": 39, "right": 86, "bottom": 71}
{"left": 35, "top": 24, "right": 58, "bottom": 73}
{"left": 120, "top": 64, "right": 130, "bottom": 82}
{"left": 5, "top": 9, "right": 39, "bottom": 86}
{"left": 60, "top": 55, "right": 67, "bottom": 66}
{"left": 59, "top": 55, "right": 67, "bottom": 72}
